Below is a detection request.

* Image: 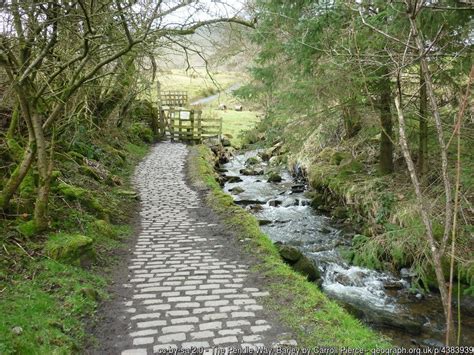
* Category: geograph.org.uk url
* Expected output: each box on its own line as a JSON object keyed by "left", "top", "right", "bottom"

{"left": 155, "top": 346, "right": 474, "bottom": 355}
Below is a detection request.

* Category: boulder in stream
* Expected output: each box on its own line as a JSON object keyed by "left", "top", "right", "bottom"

{"left": 267, "top": 172, "right": 282, "bottom": 183}
{"left": 229, "top": 187, "right": 245, "bottom": 195}
{"left": 240, "top": 168, "right": 264, "bottom": 176}
{"left": 277, "top": 244, "right": 321, "bottom": 283}
{"left": 268, "top": 199, "right": 282, "bottom": 207}
{"left": 248, "top": 204, "right": 264, "bottom": 212}
{"left": 293, "top": 257, "right": 321, "bottom": 282}
{"left": 291, "top": 184, "right": 305, "bottom": 193}
{"left": 245, "top": 156, "right": 262, "bottom": 166}
{"left": 281, "top": 198, "right": 298, "bottom": 207}
{"left": 340, "top": 297, "right": 423, "bottom": 335}
{"left": 221, "top": 137, "right": 232, "bottom": 147}
{"left": 225, "top": 176, "right": 243, "bottom": 183}
{"left": 258, "top": 151, "right": 271, "bottom": 161}
{"left": 279, "top": 244, "right": 303, "bottom": 263}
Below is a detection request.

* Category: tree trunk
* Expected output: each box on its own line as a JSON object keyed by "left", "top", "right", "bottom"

{"left": 418, "top": 66, "right": 428, "bottom": 178}
{"left": 30, "top": 112, "right": 52, "bottom": 231}
{"left": 395, "top": 94, "right": 452, "bottom": 344}
{"left": 1, "top": 95, "right": 36, "bottom": 212}
{"left": 342, "top": 97, "right": 361, "bottom": 138}
{"left": 407, "top": 11, "right": 452, "bottom": 255}
{"left": 6, "top": 104, "right": 20, "bottom": 142}
{"left": 378, "top": 74, "right": 394, "bottom": 175}
{"left": 0, "top": 142, "right": 35, "bottom": 211}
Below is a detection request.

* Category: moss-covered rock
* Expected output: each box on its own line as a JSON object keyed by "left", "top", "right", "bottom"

{"left": 45, "top": 233, "right": 94, "bottom": 264}
{"left": 84, "top": 197, "right": 109, "bottom": 220}
{"left": 229, "top": 187, "right": 245, "bottom": 195}
{"left": 245, "top": 156, "right": 261, "bottom": 166}
{"left": 277, "top": 244, "right": 321, "bottom": 282}
{"left": 279, "top": 245, "right": 303, "bottom": 263}
{"left": 225, "top": 176, "right": 243, "bottom": 183}
{"left": 267, "top": 172, "right": 282, "bottom": 183}
{"left": 92, "top": 219, "right": 118, "bottom": 239}
{"left": 293, "top": 256, "right": 321, "bottom": 282}
{"left": 240, "top": 168, "right": 264, "bottom": 176}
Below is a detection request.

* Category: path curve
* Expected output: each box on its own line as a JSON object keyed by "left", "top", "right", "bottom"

{"left": 95, "top": 142, "right": 295, "bottom": 354}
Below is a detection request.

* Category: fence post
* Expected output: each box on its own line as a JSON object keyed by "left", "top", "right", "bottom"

{"left": 170, "top": 108, "right": 175, "bottom": 142}
{"left": 197, "top": 111, "right": 202, "bottom": 143}
{"left": 190, "top": 110, "right": 195, "bottom": 143}
{"left": 178, "top": 111, "right": 183, "bottom": 141}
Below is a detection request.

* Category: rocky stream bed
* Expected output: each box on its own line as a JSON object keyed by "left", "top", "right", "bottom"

{"left": 215, "top": 148, "right": 474, "bottom": 348}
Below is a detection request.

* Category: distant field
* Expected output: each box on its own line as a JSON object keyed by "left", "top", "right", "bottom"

{"left": 158, "top": 69, "right": 243, "bottom": 102}
{"left": 158, "top": 69, "right": 262, "bottom": 148}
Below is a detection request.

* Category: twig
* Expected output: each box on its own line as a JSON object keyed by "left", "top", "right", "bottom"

{"left": 13, "top": 240, "right": 34, "bottom": 260}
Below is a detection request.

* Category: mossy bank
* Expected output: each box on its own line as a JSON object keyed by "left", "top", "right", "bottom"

{"left": 188, "top": 144, "right": 391, "bottom": 349}
{"left": 0, "top": 124, "right": 151, "bottom": 354}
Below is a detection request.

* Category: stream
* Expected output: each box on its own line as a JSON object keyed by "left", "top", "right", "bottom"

{"left": 220, "top": 149, "right": 474, "bottom": 348}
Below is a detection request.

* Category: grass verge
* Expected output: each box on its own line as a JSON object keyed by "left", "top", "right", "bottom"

{"left": 188, "top": 144, "right": 392, "bottom": 349}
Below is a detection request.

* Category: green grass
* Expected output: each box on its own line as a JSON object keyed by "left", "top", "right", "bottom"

{"left": 188, "top": 145, "right": 392, "bottom": 349}
{"left": 220, "top": 110, "right": 261, "bottom": 148}
{"left": 0, "top": 259, "right": 105, "bottom": 354}
{"left": 200, "top": 107, "right": 261, "bottom": 148}
{"left": 158, "top": 69, "right": 244, "bottom": 102}
{"left": 0, "top": 133, "right": 150, "bottom": 354}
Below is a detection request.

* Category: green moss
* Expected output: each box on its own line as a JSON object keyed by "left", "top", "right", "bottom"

{"left": 6, "top": 138, "right": 23, "bottom": 161}
{"left": 56, "top": 183, "right": 109, "bottom": 219}
{"left": 45, "top": 233, "right": 94, "bottom": 264}
{"left": 128, "top": 122, "right": 153, "bottom": 143}
{"left": 80, "top": 165, "right": 103, "bottom": 181}
{"left": 57, "top": 182, "right": 87, "bottom": 200}
{"left": 19, "top": 172, "right": 36, "bottom": 199}
{"left": 17, "top": 220, "right": 39, "bottom": 237}
{"left": 92, "top": 219, "right": 118, "bottom": 240}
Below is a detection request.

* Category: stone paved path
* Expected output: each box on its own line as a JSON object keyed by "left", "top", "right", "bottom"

{"left": 111, "top": 143, "right": 295, "bottom": 354}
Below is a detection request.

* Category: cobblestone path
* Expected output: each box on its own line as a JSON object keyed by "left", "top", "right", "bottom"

{"left": 114, "top": 143, "right": 295, "bottom": 354}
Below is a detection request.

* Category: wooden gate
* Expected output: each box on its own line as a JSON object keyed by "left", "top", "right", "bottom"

{"left": 159, "top": 91, "right": 188, "bottom": 107}
{"left": 157, "top": 90, "right": 222, "bottom": 143}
